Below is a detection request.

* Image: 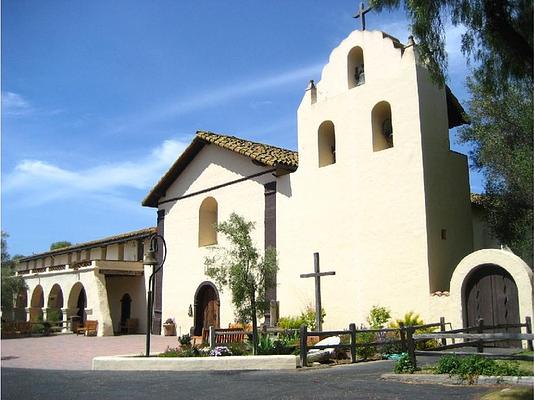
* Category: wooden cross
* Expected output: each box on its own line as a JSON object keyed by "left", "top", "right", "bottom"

{"left": 353, "top": 2, "right": 373, "bottom": 31}
{"left": 300, "top": 252, "right": 335, "bottom": 332}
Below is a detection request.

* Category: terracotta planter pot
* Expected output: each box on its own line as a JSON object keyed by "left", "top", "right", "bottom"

{"left": 163, "top": 323, "right": 176, "bottom": 336}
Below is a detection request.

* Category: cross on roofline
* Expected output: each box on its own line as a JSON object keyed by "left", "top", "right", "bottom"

{"left": 353, "top": 2, "right": 374, "bottom": 31}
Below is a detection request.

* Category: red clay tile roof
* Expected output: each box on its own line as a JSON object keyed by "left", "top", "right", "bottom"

{"left": 196, "top": 131, "right": 298, "bottom": 168}
{"left": 19, "top": 227, "right": 156, "bottom": 262}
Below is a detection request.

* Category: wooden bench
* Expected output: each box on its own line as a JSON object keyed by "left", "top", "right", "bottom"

{"left": 203, "top": 327, "right": 248, "bottom": 347}
{"left": 76, "top": 320, "right": 98, "bottom": 336}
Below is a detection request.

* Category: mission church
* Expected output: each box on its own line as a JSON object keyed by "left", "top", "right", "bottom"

{"left": 14, "top": 24, "right": 533, "bottom": 337}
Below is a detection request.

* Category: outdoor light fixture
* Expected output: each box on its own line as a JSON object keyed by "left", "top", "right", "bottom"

{"left": 188, "top": 304, "right": 193, "bottom": 317}
{"left": 144, "top": 233, "right": 167, "bottom": 357}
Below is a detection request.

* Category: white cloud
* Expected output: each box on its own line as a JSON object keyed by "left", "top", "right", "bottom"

{"left": 3, "top": 139, "right": 189, "bottom": 206}
{"left": 110, "top": 63, "right": 323, "bottom": 134}
{"left": 2, "top": 91, "right": 32, "bottom": 116}
{"left": 444, "top": 24, "right": 468, "bottom": 70}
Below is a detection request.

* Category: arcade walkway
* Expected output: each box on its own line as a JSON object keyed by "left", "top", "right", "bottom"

{"left": 1, "top": 334, "right": 178, "bottom": 370}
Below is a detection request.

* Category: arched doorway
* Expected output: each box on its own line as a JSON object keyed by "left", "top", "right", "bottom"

{"left": 30, "top": 285, "right": 44, "bottom": 321}
{"left": 193, "top": 282, "right": 220, "bottom": 336}
{"left": 68, "top": 282, "right": 87, "bottom": 324}
{"left": 47, "top": 284, "right": 64, "bottom": 322}
{"left": 464, "top": 264, "right": 521, "bottom": 347}
{"left": 14, "top": 289, "right": 28, "bottom": 321}
{"left": 120, "top": 293, "right": 132, "bottom": 328}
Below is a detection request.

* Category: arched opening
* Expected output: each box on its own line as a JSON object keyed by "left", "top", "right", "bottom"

{"left": 68, "top": 282, "right": 87, "bottom": 325}
{"left": 348, "top": 46, "right": 365, "bottom": 88}
{"left": 372, "top": 101, "right": 394, "bottom": 152}
{"left": 193, "top": 281, "right": 220, "bottom": 336}
{"left": 120, "top": 293, "right": 132, "bottom": 328}
{"left": 318, "top": 121, "right": 336, "bottom": 167}
{"left": 463, "top": 264, "right": 521, "bottom": 347}
{"left": 14, "top": 289, "right": 27, "bottom": 321}
{"left": 30, "top": 285, "right": 44, "bottom": 321}
{"left": 47, "top": 284, "right": 64, "bottom": 322}
{"left": 199, "top": 197, "right": 218, "bottom": 247}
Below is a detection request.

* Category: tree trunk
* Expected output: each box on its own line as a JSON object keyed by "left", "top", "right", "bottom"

{"left": 251, "top": 288, "right": 258, "bottom": 355}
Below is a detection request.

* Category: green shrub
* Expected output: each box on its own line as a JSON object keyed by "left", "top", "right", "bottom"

{"left": 434, "top": 355, "right": 526, "bottom": 383}
{"left": 356, "top": 331, "right": 376, "bottom": 360}
{"left": 367, "top": 306, "right": 391, "bottom": 329}
{"left": 434, "top": 354, "right": 463, "bottom": 374}
{"left": 394, "top": 353, "right": 418, "bottom": 374}
{"left": 178, "top": 334, "right": 191, "bottom": 347}
{"left": 389, "top": 312, "right": 439, "bottom": 350}
{"left": 227, "top": 342, "right": 251, "bottom": 356}
{"left": 278, "top": 306, "right": 326, "bottom": 331}
{"left": 31, "top": 323, "right": 45, "bottom": 334}
{"left": 257, "top": 334, "right": 275, "bottom": 355}
{"left": 46, "top": 309, "right": 61, "bottom": 322}
{"left": 158, "top": 346, "right": 205, "bottom": 358}
{"left": 278, "top": 316, "right": 302, "bottom": 330}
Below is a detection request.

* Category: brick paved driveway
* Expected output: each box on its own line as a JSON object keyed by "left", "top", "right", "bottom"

{"left": 1, "top": 334, "right": 179, "bottom": 370}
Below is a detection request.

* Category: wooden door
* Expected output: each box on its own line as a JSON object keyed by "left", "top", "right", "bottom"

{"left": 201, "top": 286, "right": 218, "bottom": 331}
{"left": 464, "top": 264, "right": 520, "bottom": 347}
{"left": 194, "top": 283, "right": 220, "bottom": 336}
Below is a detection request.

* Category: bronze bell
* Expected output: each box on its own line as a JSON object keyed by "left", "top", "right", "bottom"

{"left": 143, "top": 249, "right": 158, "bottom": 266}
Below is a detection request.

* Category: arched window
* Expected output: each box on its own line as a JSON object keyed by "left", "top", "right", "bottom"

{"left": 371, "top": 101, "right": 394, "bottom": 152}
{"left": 318, "top": 121, "right": 336, "bottom": 167}
{"left": 199, "top": 197, "right": 218, "bottom": 247}
{"left": 348, "top": 46, "right": 365, "bottom": 88}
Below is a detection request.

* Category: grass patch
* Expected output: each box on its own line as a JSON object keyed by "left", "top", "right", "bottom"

{"left": 480, "top": 387, "right": 533, "bottom": 400}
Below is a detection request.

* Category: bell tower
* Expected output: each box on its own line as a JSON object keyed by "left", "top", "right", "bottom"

{"left": 284, "top": 28, "right": 472, "bottom": 322}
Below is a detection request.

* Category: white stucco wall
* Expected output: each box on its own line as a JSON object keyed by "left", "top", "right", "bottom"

{"left": 159, "top": 144, "right": 275, "bottom": 335}
{"left": 277, "top": 31, "right": 439, "bottom": 327}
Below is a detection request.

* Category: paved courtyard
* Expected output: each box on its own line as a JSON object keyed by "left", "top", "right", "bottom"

{"left": 0, "top": 335, "right": 502, "bottom": 399}
{"left": 1, "top": 334, "right": 178, "bottom": 370}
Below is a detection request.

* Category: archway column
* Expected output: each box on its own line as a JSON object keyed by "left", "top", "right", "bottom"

{"left": 41, "top": 307, "right": 48, "bottom": 321}
{"left": 92, "top": 271, "right": 113, "bottom": 336}
{"left": 61, "top": 308, "right": 70, "bottom": 332}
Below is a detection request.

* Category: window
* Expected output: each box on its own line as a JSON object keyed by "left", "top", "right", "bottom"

{"left": 371, "top": 101, "right": 394, "bottom": 152}
{"left": 318, "top": 121, "right": 336, "bottom": 167}
{"left": 199, "top": 197, "right": 218, "bottom": 247}
{"left": 348, "top": 46, "right": 365, "bottom": 88}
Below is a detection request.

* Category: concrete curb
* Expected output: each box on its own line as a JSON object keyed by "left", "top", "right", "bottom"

{"left": 381, "top": 373, "right": 534, "bottom": 386}
{"left": 92, "top": 354, "right": 299, "bottom": 371}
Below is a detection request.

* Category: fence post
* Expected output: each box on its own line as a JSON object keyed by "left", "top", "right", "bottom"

{"left": 349, "top": 323, "right": 357, "bottom": 363}
{"left": 300, "top": 324, "right": 308, "bottom": 368}
{"left": 439, "top": 317, "right": 447, "bottom": 346}
{"left": 209, "top": 326, "right": 215, "bottom": 350}
{"left": 406, "top": 326, "right": 417, "bottom": 369}
{"left": 526, "top": 316, "right": 533, "bottom": 352}
{"left": 399, "top": 322, "right": 407, "bottom": 352}
{"left": 477, "top": 318, "right": 484, "bottom": 353}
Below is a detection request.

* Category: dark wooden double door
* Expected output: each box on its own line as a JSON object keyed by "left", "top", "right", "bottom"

{"left": 464, "top": 264, "right": 520, "bottom": 347}
{"left": 193, "top": 284, "right": 219, "bottom": 336}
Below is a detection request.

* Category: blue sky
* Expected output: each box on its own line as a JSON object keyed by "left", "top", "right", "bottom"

{"left": 2, "top": 1, "right": 481, "bottom": 256}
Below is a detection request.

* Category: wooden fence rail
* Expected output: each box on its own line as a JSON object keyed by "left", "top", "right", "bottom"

{"left": 299, "top": 319, "right": 445, "bottom": 367}
{"left": 407, "top": 316, "right": 534, "bottom": 368}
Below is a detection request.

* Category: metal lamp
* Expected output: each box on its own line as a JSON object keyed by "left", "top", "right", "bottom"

{"left": 144, "top": 233, "right": 166, "bottom": 357}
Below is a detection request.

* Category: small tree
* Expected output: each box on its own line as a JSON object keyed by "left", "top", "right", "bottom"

{"left": 1, "top": 232, "right": 27, "bottom": 315}
{"left": 204, "top": 213, "right": 278, "bottom": 355}
{"left": 50, "top": 241, "right": 72, "bottom": 250}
